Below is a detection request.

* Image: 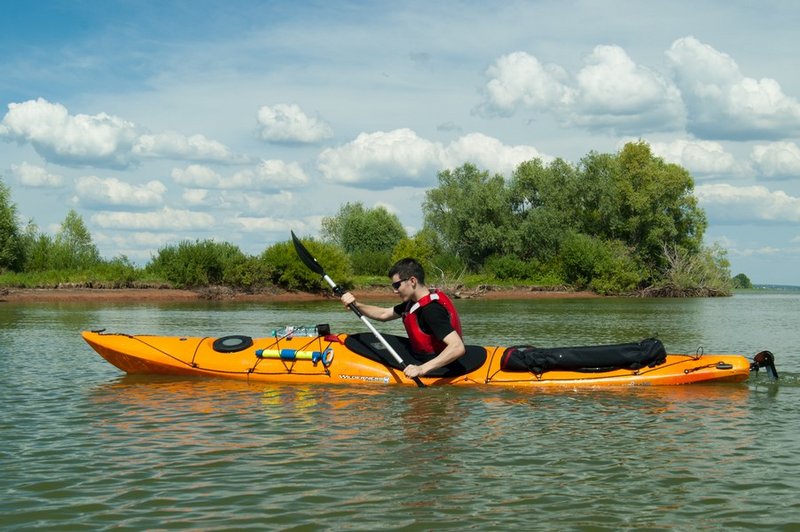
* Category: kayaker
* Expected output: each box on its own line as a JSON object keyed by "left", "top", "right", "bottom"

{"left": 340, "top": 258, "right": 466, "bottom": 379}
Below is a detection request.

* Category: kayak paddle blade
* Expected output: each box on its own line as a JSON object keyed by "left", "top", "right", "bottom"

{"left": 291, "top": 230, "right": 325, "bottom": 276}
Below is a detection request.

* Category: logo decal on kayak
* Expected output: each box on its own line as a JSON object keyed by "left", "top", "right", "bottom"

{"left": 339, "top": 374, "right": 391, "bottom": 384}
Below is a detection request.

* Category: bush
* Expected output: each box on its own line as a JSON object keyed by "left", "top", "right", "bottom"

{"left": 559, "top": 233, "right": 642, "bottom": 294}
{"left": 350, "top": 250, "right": 393, "bottom": 276}
{"left": 222, "top": 255, "right": 275, "bottom": 291}
{"left": 484, "top": 255, "right": 534, "bottom": 281}
{"left": 147, "top": 240, "right": 247, "bottom": 288}
{"left": 650, "top": 244, "right": 732, "bottom": 296}
{"left": 93, "top": 256, "right": 139, "bottom": 286}
{"left": 425, "top": 252, "right": 467, "bottom": 285}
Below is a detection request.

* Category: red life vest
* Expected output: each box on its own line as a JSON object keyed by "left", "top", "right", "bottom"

{"left": 401, "top": 288, "right": 463, "bottom": 354}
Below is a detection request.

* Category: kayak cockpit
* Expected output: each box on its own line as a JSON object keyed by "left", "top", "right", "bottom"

{"left": 344, "top": 332, "right": 487, "bottom": 377}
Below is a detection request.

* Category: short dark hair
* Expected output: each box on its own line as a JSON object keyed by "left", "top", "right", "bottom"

{"left": 388, "top": 258, "right": 425, "bottom": 284}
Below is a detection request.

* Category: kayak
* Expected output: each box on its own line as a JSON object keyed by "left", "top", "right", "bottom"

{"left": 82, "top": 326, "right": 778, "bottom": 387}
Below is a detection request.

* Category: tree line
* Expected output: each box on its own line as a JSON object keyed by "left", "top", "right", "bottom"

{"left": 322, "top": 142, "right": 739, "bottom": 295}
{"left": 1, "top": 142, "right": 748, "bottom": 295}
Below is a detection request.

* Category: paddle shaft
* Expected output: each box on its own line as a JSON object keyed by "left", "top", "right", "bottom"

{"left": 291, "top": 232, "right": 425, "bottom": 387}
{"left": 321, "top": 274, "right": 426, "bottom": 387}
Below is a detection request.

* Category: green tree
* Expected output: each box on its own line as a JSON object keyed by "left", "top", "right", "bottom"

{"left": 0, "top": 179, "right": 24, "bottom": 272}
{"left": 321, "top": 202, "right": 406, "bottom": 254}
{"left": 579, "top": 142, "right": 707, "bottom": 278}
{"left": 19, "top": 221, "right": 53, "bottom": 272}
{"left": 423, "top": 163, "right": 510, "bottom": 268}
{"left": 52, "top": 210, "right": 102, "bottom": 270}
{"left": 732, "top": 273, "right": 753, "bottom": 289}
{"left": 391, "top": 227, "right": 439, "bottom": 267}
{"left": 508, "top": 158, "right": 581, "bottom": 262}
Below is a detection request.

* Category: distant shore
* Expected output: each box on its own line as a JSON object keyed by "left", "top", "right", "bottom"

{"left": 0, "top": 285, "right": 599, "bottom": 303}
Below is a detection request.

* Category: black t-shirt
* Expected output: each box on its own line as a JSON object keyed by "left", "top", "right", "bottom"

{"left": 394, "top": 300, "right": 455, "bottom": 341}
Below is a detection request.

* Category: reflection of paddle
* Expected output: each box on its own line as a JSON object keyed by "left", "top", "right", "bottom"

{"left": 291, "top": 230, "right": 425, "bottom": 388}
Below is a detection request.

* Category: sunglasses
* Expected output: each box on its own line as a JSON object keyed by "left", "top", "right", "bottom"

{"left": 391, "top": 278, "right": 410, "bottom": 290}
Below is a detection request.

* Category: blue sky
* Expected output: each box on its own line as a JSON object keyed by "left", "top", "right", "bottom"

{"left": 2, "top": 0, "right": 800, "bottom": 284}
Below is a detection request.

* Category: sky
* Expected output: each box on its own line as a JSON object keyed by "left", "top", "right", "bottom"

{"left": 2, "top": 0, "right": 800, "bottom": 285}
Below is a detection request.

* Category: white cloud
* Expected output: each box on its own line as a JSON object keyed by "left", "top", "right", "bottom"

{"left": 234, "top": 214, "right": 322, "bottom": 236}
{"left": 476, "top": 47, "right": 684, "bottom": 134}
{"left": 443, "top": 133, "right": 548, "bottom": 176}
{"left": 94, "top": 230, "right": 180, "bottom": 249}
{"left": 317, "top": 128, "right": 548, "bottom": 189}
{"left": 317, "top": 128, "right": 441, "bottom": 189}
{"left": 373, "top": 200, "right": 398, "bottom": 215}
{"left": 91, "top": 207, "right": 215, "bottom": 230}
{"left": 239, "top": 160, "right": 309, "bottom": 189}
{"left": 234, "top": 216, "right": 291, "bottom": 232}
{"left": 93, "top": 230, "right": 184, "bottom": 262}
{"left": 695, "top": 183, "right": 800, "bottom": 223}
{"left": 0, "top": 98, "right": 138, "bottom": 168}
{"left": 10, "top": 162, "right": 63, "bottom": 187}
{"left": 648, "top": 139, "right": 740, "bottom": 178}
{"left": 667, "top": 36, "right": 800, "bottom": 140}
{"left": 729, "top": 246, "right": 782, "bottom": 257}
{"left": 133, "top": 131, "right": 243, "bottom": 163}
{"left": 171, "top": 160, "right": 309, "bottom": 190}
{"left": 256, "top": 103, "right": 334, "bottom": 143}
{"left": 75, "top": 176, "right": 166, "bottom": 208}
{"left": 0, "top": 99, "right": 245, "bottom": 169}
{"left": 476, "top": 51, "right": 574, "bottom": 117}
{"left": 751, "top": 142, "right": 800, "bottom": 179}
{"left": 570, "top": 45, "right": 685, "bottom": 133}
{"left": 171, "top": 164, "right": 222, "bottom": 187}
{"left": 182, "top": 188, "right": 210, "bottom": 206}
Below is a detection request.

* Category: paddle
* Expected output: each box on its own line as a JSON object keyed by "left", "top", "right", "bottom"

{"left": 290, "top": 230, "right": 425, "bottom": 387}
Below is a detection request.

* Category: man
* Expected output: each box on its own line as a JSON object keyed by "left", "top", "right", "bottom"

{"left": 340, "top": 258, "right": 465, "bottom": 379}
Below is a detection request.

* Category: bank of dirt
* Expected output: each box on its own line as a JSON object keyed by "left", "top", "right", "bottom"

{"left": 1, "top": 285, "right": 599, "bottom": 303}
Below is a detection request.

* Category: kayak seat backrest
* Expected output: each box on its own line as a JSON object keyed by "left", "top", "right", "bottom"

{"left": 344, "top": 332, "right": 487, "bottom": 377}
{"left": 500, "top": 337, "right": 667, "bottom": 374}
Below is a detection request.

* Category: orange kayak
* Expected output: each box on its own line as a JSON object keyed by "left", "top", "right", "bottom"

{"left": 82, "top": 327, "right": 777, "bottom": 387}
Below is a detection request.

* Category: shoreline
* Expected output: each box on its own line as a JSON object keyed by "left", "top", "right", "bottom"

{"left": 0, "top": 286, "right": 599, "bottom": 303}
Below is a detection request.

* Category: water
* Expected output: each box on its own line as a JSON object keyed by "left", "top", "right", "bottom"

{"left": 2, "top": 292, "right": 799, "bottom": 530}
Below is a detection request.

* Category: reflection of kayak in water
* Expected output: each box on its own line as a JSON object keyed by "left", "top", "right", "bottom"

{"left": 82, "top": 327, "right": 778, "bottom": 387}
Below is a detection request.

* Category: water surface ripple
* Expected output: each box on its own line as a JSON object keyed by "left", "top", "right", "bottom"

{"left": 2, "top": 293, "right": 799, "bottom": 529}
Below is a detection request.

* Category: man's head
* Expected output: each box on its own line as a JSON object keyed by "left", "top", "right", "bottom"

{"left": 388, "top": 258, "right": 425, "bottom": 285}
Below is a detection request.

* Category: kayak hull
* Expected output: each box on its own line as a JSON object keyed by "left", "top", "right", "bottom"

{"left": 82, "top": 330, "right": 753, "bottom": 387}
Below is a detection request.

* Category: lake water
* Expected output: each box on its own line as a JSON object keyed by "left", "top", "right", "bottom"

{"left": 2, "top": 291, "right": 799, "bottom": 530}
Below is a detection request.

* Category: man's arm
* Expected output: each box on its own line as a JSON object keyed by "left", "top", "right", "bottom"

{"left": 340, "top": 292, "right": 399, "bottom": 322}
{"left": 403, "top": 331, "right": 466, "bottom": 378}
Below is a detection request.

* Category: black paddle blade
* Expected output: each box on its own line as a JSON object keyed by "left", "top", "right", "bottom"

{"left": 291, "top": 230, "right": 325, "bottom": 276}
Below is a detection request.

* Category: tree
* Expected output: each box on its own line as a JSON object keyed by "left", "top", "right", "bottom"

{"left": 19, "top": 221, "right": 53, "bottom": 272}
{"left": 578, "top": 142, "right": 707, "bottom": 278}
{"left": 423, "top": 163, "right": 511, "bottom": 268}
{"left": 508, "top": 158, "right": 581, "bottom": 262}
{"left": 732, "top": 273, "right": 753, "bottom": 289}
{"left": 0, "top": 179, "right": 24, "bottom": 272}
{"left": 53, "top": 210, "right": 102, "bottom": 270}
{"left": 321, "top": 202, "right": 406, "bottom": 254}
